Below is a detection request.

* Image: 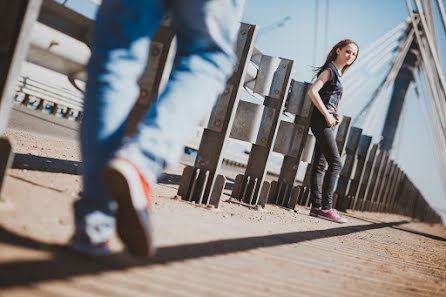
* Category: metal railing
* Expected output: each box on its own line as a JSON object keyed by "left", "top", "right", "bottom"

{"left": 15, "top": 75, "right": 83, "bottom": 120}
{"left": 0, "top": 0, "right": 441, "bottom": 223}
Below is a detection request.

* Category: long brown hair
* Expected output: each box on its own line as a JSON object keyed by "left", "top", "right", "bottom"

{"left": 314, "top": 39, "right": 359, "bottom": 77}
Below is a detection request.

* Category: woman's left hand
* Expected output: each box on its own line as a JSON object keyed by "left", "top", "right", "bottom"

{"left": 335, "top": 117, "right": 341, "bottom": 125}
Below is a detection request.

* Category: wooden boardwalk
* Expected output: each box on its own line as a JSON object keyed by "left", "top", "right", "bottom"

{"left": 0, "top": 130, "right": 445, "bottom": 297}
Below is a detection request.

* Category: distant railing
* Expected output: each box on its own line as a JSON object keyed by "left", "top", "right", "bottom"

{"left": 15, "top": 75, "right": 83, "bottom": 120}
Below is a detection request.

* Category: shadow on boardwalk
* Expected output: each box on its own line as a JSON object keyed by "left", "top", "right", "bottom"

{"left": 12, "top": 154, "right": 82, "bottom": 175}
{"left": 2, "top": 219, "right": 445, "bottom": 289}
{"left": 10, "top": 154, "right": 234, "bottom": 188}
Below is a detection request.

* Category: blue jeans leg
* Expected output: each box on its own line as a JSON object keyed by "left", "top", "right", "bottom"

{"left": 75, "top": 0, "right": 165, "bottom": 244}
{"left": 75, "top": 0, "right": 244, "bottom": 244}
{"left": 117, "top": 0, "right": 245, "bottom": 184}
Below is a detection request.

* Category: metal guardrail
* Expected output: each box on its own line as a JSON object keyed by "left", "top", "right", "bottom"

{"left": 38, "top": 0, "right": 92, "bottom": 44}
{"left": 27, "top": 21, "right": 89, "bottom": 82}
{"left": 0, "top": 0, "right": 442, "bottom": 223}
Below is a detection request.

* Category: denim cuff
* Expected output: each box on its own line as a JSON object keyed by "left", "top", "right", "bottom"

{"left": 116, "top": 143, "right": 163, "bottom": 185}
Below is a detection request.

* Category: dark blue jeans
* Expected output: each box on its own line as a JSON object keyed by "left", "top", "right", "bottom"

{"left": 309, "top": 117, "right": 342, "bottom": 210}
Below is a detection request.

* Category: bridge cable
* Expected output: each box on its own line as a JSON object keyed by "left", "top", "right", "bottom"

{"left": 410, "top": 0, "right": 446, "bottom": 97}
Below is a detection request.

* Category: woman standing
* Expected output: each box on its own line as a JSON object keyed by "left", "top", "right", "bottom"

{"left": 307, "top": 39, "right": 359, "bottom": 223}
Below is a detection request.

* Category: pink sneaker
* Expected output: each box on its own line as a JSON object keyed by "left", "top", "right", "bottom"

{"left": 318, "top": 208, "right": 348, "bottom": 223}
{"left": 309, "top": 207, "right": 321, "bottom": 217}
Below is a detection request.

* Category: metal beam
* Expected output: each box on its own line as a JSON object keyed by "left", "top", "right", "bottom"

{"left": 38, "top": 0, "right": 92, "bottom": 44}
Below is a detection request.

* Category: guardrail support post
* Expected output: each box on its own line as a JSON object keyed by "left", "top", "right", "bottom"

{"left": 386, "top": 167, "right": 403, "bottom": 212}
{"left": 177, "top": 23, "right": 258, "bottom": 208}
{"left": 370, "top": 152, "right": 389, "bottom": 211}
{"left": 0, "top": 0, "right": 43, "bottom": 202}
{"left": 335, "top": 126, "right": 362, "bottom": 211}
{"left": 127, "top": 17, "right": 176, "bottom": 135}
{"left": 0, "top": 138, "right": 13, "bottom": 205}
{"left": 379, "top": 161, "right": 396, "bottom": 212}
{"left": 268, "top": 80, "right": 313, "bottom": 209}
{"left": 362, "top": 149, "right": 384, "bottom": 211}
{"left": 348, "top": 135, "right": 372, "bottom": 210}
{"left": 355, "top": 143, "right": 378, "bottom": 210}
{"left": 231, "top": 57, "right": 294, "bottom": 207}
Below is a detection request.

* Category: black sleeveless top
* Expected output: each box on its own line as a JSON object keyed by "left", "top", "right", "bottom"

{"left": 311, "top": 62, "right": 343, "bottom": 121}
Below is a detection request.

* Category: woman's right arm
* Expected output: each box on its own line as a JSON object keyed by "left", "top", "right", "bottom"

{"left": 307, "top": 69, "right": 337, "bottom": 127}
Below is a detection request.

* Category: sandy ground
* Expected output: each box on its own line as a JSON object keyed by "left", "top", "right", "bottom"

{"left": 0, "top": 129, "right": 445, "bottom": 297}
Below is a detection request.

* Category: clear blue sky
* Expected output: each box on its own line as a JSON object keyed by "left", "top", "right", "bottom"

{"left": 59, "top": 0, "right": 446, "bottom": 220}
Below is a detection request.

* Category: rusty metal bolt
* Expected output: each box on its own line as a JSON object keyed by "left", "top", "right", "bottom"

{"left": 151, "top": 47, "right": 160, "bottom": 56}
{"left": 215, "top": 120, "right": 222, "bottom": 127}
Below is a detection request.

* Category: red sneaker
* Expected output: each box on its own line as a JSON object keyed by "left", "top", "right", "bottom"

{"left": 309, "top": 207, "right": 321, "bottom": 217}
{"left": 103, "top": 158, "right": 155, "bottom": 257}
{"left": 318, "top": 208, "right": 348, "bottom": 223}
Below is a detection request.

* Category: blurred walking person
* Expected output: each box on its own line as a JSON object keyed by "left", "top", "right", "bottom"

{"left": 72, "top": 0, "right": 245, "bottom": 257}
